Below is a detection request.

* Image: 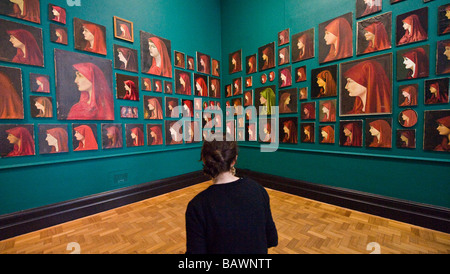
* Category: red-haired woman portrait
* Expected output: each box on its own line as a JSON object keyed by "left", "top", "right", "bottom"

{"left": 74, "top": 19, "right": 107, "bottom": 56}
{"left": 319, "top": 13, "right": 353, "bottom": 64}
{"left": 147, "top": 36, "right": 173, "bottom": 78}
{"left": 127, "top": 125, "right": 144, "bottom": 147}
{"left": 438, "top": 4, "right": 450, "bottom": 35}
{"left": 356, "top": 0, "right": 381, "bottom": 18}
{"left": 2, "top": 125, "right": 35, "bottom": 157}
{"left": 194, "top": 74, "right": 208, "bottom": 97}
{"left": 279, "top": 67, "right": 292, "bottom": 88}
{"left": 144, "top": 96, "right": 163, "bottom": 120}
{"left": 320, "top": 125, "right": 335, "bottom": 144}
{"left": 73, "top": 124, "right": 98, "bottom": 151}
{"left": 424, "top": 110, "right": 450, "bottom": 152}
{"left": 399, "top": 109, "right": 418, "bottom": 128}
{"left": 357, "top": 16, "right": 391, "bottom": 55}
{"left": 7, "top": 28, "right": 43, "bottom": 67}
{"left": 320, "top": 100, "right": 336, "bottom": 122}
{"left": 197, "top": 52, "right": 211, "bottom": 75}
{"left": 115, "top": 46, "right": 138, "bottom": 73}
{"left": 0, "top": 67, "right": 24, "bottom": 119}
{"left": 398, "top": 46, "right": 429, "bottom": 80}
{"left": 292, "top": 29, "right": 314, "bottom": 63}
{"left": 300, "top": 123, "right": 314, "bottom": 143}
{"left": 396, "top": 129, "right": 415, "bottom": 149}
{"left": 313, "top": 67, "right": 337, "bottom": 98}
{"left": 396, "top": 8, "right": 428, "bottom": 46}
{"left": 340, "top": 120, "right": 363, "bottom": 147}
{"left": 366, "top": 118, "right": 392, "bottom": 148}
{"left": 246, "top": 54, "right": 257, "bottom": 74}
{"left": 209, "top": 78, "right": 220, "bottom": 98}
{"left": 148, "top": 124, "right": 163, "bottom": 146}
{"left": 301, "top": 102, "right": 316, "bottom": 120}
{"left": 122, "top": 80, "right": 139, "bottom": 101}
{"left": 258, "top": 42, "right": 275, "bottom": 71}
{"left": 40, "top": 125, "right": 69, "bottom": 154}
{"left": 49, "top": 5, "right": 66, "bottom": 24}
{"left": 175, "top": 70, "right": 192, "bottom": 95}
{"left": 280, "top": 117, "right": 298, "bottom": 144}
{"left": 102, "top": 124, "right": 123, "bottom": 149}
{"left": 31, "top": 96, "right": 52, "bottom": 118}
{"left": 229, "top": 50, "right": 242, "bottom": 74}
{"left": 2, "top": 0, "right": 40, "bottom": 24}
{"left": 278, "top": 28, "right": 289, "bottom": 46}
{"left": 278, "top": 47, "right": 290, "bottom": 66}
{"left": 398, "top": 84, "right": 418, "bottom": 107}
{"left": 425, "top": 78, "right": 449, "bottom": 105}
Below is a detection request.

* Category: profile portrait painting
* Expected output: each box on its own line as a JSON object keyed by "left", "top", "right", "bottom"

{"left": 113, "top": 16, "right": 134, "bottom": 43}
{"left": 54, "top": 49, "right": 114, "bottom": 120}
{"left": 30, "top": 73, "right": 50, "bottom": 93}
{"left": 0, "top": 0, "right": 40, "bottom": 24}
{"left": 147, "top": 124, "right": 163, "bottom": 146}
{"left": 255, "top": 85, "right": 276, "bottom": 116}
{"left": 424, "top": 110, "right": 450, "bottom": 152}
{"left": 319, "top": 125, "right": 335, "bottom": 144}
{"left": 295, "top": 66, "right": 307, "bottom": 83}
{"left": 398, "top": 109, "right": 418, "bottom": 128}
{"left": 339, "top": 120, "right": 363, "bottom": 147}
{"left": 396, "top": 8, "right": 428, "bottom": 47}
{"left": 143, "top": 95, "right": 163, "bottom": 120}
{"left": 232, "top": 77, "right": 242, "bottom": 96}
{"left": 279, "top": 88, "right": 297, "bottom": 114}
{"left": 74, "top": 18, "right": 107, "bottom": 56}
{"left": 38, "top": 124, "right": 69, "bottom": 154}
{"left": 0, "top": 65, "right": 24, "bottom": 119}
{"left": 116, "top": 74, "right": 139, "bottom": 101}
{"left": 311, "top": 65, "right": 337, "bottom": 98}
{"left": 436, "top": 39, "right": 450, "bottom": 75}
{"left": 187, "top": 56, "right": 195, "bottom": 71}
{"left": 72, "top": 123, "right": 98, "bottom": 151}
{"left": 0, "top": 124, "right": 35, "bottom": 157}
{"left": 340, "top": 53, "right": 392, "bottom": 116}
{"left": 319, "top": 100, "right": 337, "bottom": 123}
{"left": 175, "top": 70, "right": 192, "bottom": 96}
{"left": 0, "top": 19, "right": 44, "bottom": 67}
{"left": 30, "top": 96, "right": 53, "bottom": 118}
{"left": 396, "top": 45, "right": 429, "bottom": 81}
{"left": 258, "top": 42, "right": 275, "bottom": 71}
{"left": 141, "top": 31, "right": 172, "bottom": 78}
{"left": 174, "top": 51, "right": 185, "bottom": 69}
{"left": 278, "top": 66, "right": 292, "bottom": 88}
{"left": 280, "top": 117, "right": 298, "bottom": 144}
{"left": 125, "top": 124, "right": 144, "bottom": 147}
{"left": 165, "top": 120, "right": 183, "bottom": 145}
{"left": 209, "top": 77, "right": 221, "bottom": 98}
{"left": 164, "top": 81, "right": 173, "bottom": 94}
{"left": 365, "top": 118, "right": 392, "bottom": 149}
{"left": 49, "top": 4, "right": 66, "bottom": 24}
{"left": 301, "top": 102, "right": 316, "bottom": 120}
{"left": 319, "top": 13, "right": 353, "bottom": 64}
{"left": 398, "top": 84, "right": 418, "bottom": 107}
{"left": 229, "top": 49, "right": 242, "bottom": 74}
{"left": 153, "top": 79, "right": 162, "bottom": 93}
{"left": 142, "top": 78, "right": 151, "bottom": 91}
{"left": 113, "top": 45, "right": 138, "bottom": 73}
{"left": 194, "top": 73, "right": 208, "bottom": 97}
{"left": 49, "top": 24, "right": 68, "bottom": 45}
{"left": 212, "top": 59, "right": 220, "bottom": 77}
{"left": 396, "top": 129, "right": 415, "bottom": 149}
{"left": 278, "top": 28, "right": 290, "bottom": 46}
{"left": 246, "top": 54, "right": 257, "bottom": 74}
{"left": 278, "top": 46, "right": 290, "bottom": 66}
{"left": 197, "top": 52, "right": 211, "bottom": 75}
{"left": 101, "top": 123, "right": 123, "bottom": 149}
{"left": 356, "top": 0, "right": 382, "bottom": 19}
{"left": 300, "top": 122, "right": 315, "bottom": 143}
{"left": 438, "top": 4, "right": 450, "bottom": 36}
{"left": 165, "top": 97, "right": 179, "bottom": 118}
{"left": 291, "top": 28, "right": 314, "bottom": 63}
{"left": 424, "top": 78, "right": 449, "bottom": 105}
{"left": 357, "top": 12, "right": 392, "bottom": 56}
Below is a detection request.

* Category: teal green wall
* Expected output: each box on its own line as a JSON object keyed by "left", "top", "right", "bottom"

{"left": 220, "top": 0, "right": 450, "bottom": 208}
{"left": 0, "top": 0, "right": 221, "bottom": 215}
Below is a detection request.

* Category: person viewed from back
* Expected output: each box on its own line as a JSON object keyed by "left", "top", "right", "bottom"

{"left": 185, "top": 134, "right": 278, "bottom": 254}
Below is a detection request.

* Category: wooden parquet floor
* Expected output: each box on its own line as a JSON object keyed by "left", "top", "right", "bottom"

{"left": 1, "top": 181, "right": 449, "bottom": 254}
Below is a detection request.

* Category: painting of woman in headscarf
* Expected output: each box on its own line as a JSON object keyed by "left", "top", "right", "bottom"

{"left": 398, "top": 84, "right": 418, "bottom": 107}
{"left": 258, "top": 42, "right": 275, "bottom": 71}
{"left": 356, "top": 0, "right": 381, "bottom": 19}
{"left": 319, "top": 13, "right": 353, "bottom": 64}
{"left": 292, "top": 29, "right": 314, "bottom": 63}
{"left": 279, "top": 88, "right": 297, "bottom": 114}
{"left": 0, "top": 0, "right": 40, "bottom": 24}
{"left": 142, "top": 78, "right": 152, "bottom": 91}
{"left": 301, "top": 102, "right": 316, "bottom": 120}
{"left": 319, "top": 100, "right": 336, "bottom": 122}
{"left": 73, "top": 124, "right": 98, "bottom": 151}
{"left": 49, "top": 24, "right": 68, "bottom": 45}
{"left": 196, "top": 52, "right": 211, "bottom": 75}
{"left": 165, "top": 97, "right": 179, "bottom": 118}
{"left": 114, "top": 45, "right": 138, "bottom": 73}
{"left": 0, "top": 124, "right": 35, "bottom": 157}
{"left": 246, "top": 54, "right": 257, "bottom": 74}
{"left": 278, "top": 28, "right": 290, "bottom": 46}
{"left": 143, "top": 96, "right": 163, "bottom": 120}
{"left": 436, "top": 40, "right": 450, "bottom": 75}
{"left": 340, "top": 53, "right": 392, "bottom": 116}
{"left": 339, "top": 120, "right": 363, "bottom": 147}
{"left": 232, "top": 77, "right": 242, "bottom": 96}
{"left": 210, "top": 77, "right": 221, "bottom": 98}
{"left": 295, "top": 66, "right": 307, "bottom": 83}
{"left": 116, "top": 74, "right": 139, "bottom": 101}
{"left": 38, "top": 124, "right": 69, "bottom": 154}
{"left": 165, "top": 120, "right": 183, "bottom": 145}
{"left": 278, "top": 47, "right": 290, "bottom": 66}
{"left": 174, "top": 51, "right": 185, "bottom": 69}
{"left": 30, "top": 73, "right": 50, "bottom": 93}
{"left": 255, "top": 85, "right": 276, "bottom": 115}
{"left": 0, "top": 66, "right": 24, "bottom": 119}
{"left": 366, "top": 118, "right": 392, "bottom": 148}
{"left": 397, "top": 45, "right": 429, "bottom": 80}
{"left": 396, "top": 8, "right": 428, "bottom": 46}
{"left": 0, "top": 19, "right": 43, "bottom": 67}
{"left": 424, "top": 110, "right": 450, "bottom": 152}
{"left": 141, "top": 31, "right": 172, "bottom": 78}
{"left": 279, "top": 67, "right": 292, "bottom": 88}
{"left": 357, "top": 12, "right": 392, "bottom": 55}
{"left": 30, "top": 96, "right": 52, "bottom": 118}
{"left": 280, "top": 117, "right": 298, "bottom": 144}
{"left": 399, "top": 109, "right": 418, "bottom": 128}
{"left": 320, "top": 125, "right": 335, "bottom": 144}
{"left": 194, "top": 73, "right": 208, "bottom": 97}
{"left": 396, "top": 129, "right": 415, "bottom": 149}
{"left": 74, "top": 18, "right": 107, "bottom": 56}
{"left": 54, "top": 49, "right": 114, "bottom": 120}
{"left": 212, "top": 59, "right": 220, "bottom": 77}
{"left": 101, "top": 124, "right": 123, "bottom": 149}
{"left": 300, "top": 123, "right": 314, "bottom": 143}
{"left": 49, "top": 4, "right": 66, "bottom": 24}
{"left": 438, "top": 4, "right": 450, "bottom": 36}
{"left": 424, "top": 78, "right": 449, "bottom": 105}
{"left": 147, "top": 124, "right": 163, "bottom": 146}
{"left": 114, "top": 16, "right": 134, "bottom": 42}
{"left": 175, "top": 70, "right": 192, "bottom": 95}
{"left": 229, "top": 49, "right": 242, "bottom": 74}
{"left": 311, "top": 65, "right": 337, "bottom": 98}
{"left": 126, "top": 124, "right": 144, "bottom": 147}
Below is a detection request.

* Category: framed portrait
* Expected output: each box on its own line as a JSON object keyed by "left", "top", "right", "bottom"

{"left": 209, "top": 77, "right": 221, "bottom": 98}
{"left": 125, "top": 124, "right": 144, "bottom": 147}
{"left": 174, "top": 70, "right": 192, "bottom": 95}
{"left": 55, "top": 49, "right": 114, "bottom": 120}
{"left": 0, "top": 66, "right": 23, "bottom": 120}
{"left": 165, "top": 120, "right": 183, "bottom": 145}
{"left": 181, "top": 99, "right": 194, "bottom": 118}
{"left": 311, "top": 65, "right": 337, "bottom": 98}
{"left": 245, "top": 76, "right": 252, "bottom": 88}
{"left": 396, "top": 45, "right": 429, "bottom": 81}
{"left": 244, "top": 90, "right": 253, "bottom": 107}
{"left": 356, "top": 12, "right": 392, "bottom": 56}
{"left": 398, "top": 109, "right": 418, "bottom": 128}
{"left": 0, "top": 0, "right": 40, "bottom": 24}
{"left": 356, "top": 0, "right": 381, "bottom": 19}
{"left": 259, "top": 118, "right": 277, "bottom": 143}
{"left": 187, "top": 56, "right": 195, "bottom": 71}
{"left": 0, "top": 19, "right": 43, "bottom": 67}
{"left": 72, "top": 124, "right": 98, "bottom": 151}
{"left": 120, "top": 106, "right": 138, "bottom": 119}
{"left": 101, "top": 123, "right": 123, "bottom": 149}
{"left": 396, "top": 7, "right": 428, "bottom": 47}
{"left": 164, "top": 81, "right": 173, "bottom": 94}
{"left": 279, "top": 66, "right": 292, "bottom": 88}
{"left": 143, "top": 95, "right": 163, "bottom": 120}
{"left": 147, "top": 124, "right": 163, "bottom": 146}
{"left": 340, "top": 53, "right": 392, "bottom": 116}
{"left": 113, "top": 16, "right": 134, "bottom": 43}
{"left": 255, "top": 85, "right": 276, "bottom": 116}
{"left": 194, "top": 73, "right": 208, "bottom": 97}
{"left": 30, "top": 73, "right": 50, "bottom": 93}
{"left": 246, "top": 54, "right": 257, "bottom": 74}
{"left": 424, "top": 78, "right": 449, "bottom": 105}
{"left": 398, "top": 84, "right": 418, "bottom": 107}
{"left": 229, "top": 49, "right": 242, "bottom": 74}
{"left": 212, "top": 59, "right": 220, "bottom": 77}
{"left": 197, "top": 52, "right": 211, "bottom": 75}
{"left": 319, "top": 13, "right": 353, "bottom": 64}
{"left": 0, "top": 124, "right": 35, "bottom": 157}
{"left": 174, "top": 51, "right": 185, "bottom": 69}
{"left": 278, "top": 46, "right": 290, "bottom": 66}
{"left": 39, "top": 124, "right": 69, "bottom": 154}
{"left": 365, "top": 118, "right": 392, "bottom": 149}
{"left": 225, "top": 84, "right": 232, "bottom": 98}
{"left": 50, "top": 24, "right": 68, "bottom": 45}
{"left": 291, "top": 28, "right": 314, "bottom": 63}
{"left": 424, "top": 110, "right": 450, "bottom": 152}
{"left": 339, "top": 120, "right": 363, "bottom": 147}
{"left": 153, "top": 79, "right": 162, "bottom": 93}
{"left": 246, "top": 122, "right": 257, "bottom": 142}
{"left": 258, "top": 42, "right": 275, "bottom": 71}
{"left": 319, "top": 125, "right": 335, "bottom": 144}
{"left": 319, "top": 99, "right": 337, "bottom": 122}
{"left": 113, "top": 45, "right": 138, "bottom": 73}
{"left": 232, "top": 98, "right": 243, "bottom": 116}
{"left": 116, "top": 73, "right": 139, "bottom": 101}
{"left": 165, "top": 97, "right": 179, "bottom": 118}
{"left": 280, "top": 117, "right": 298, "bottom": 144}
{"left": 300, "top": 122, "right": 315, "bottom": 143}
{"left": 49, "top": 4, "right": 66, "bottom": 24}
{"left": 74, "top": 18, "right": 107, "bottom": 56}
{"left": 438, "top": 4, "right": 450, "bottom": 36}
{"left": 396, "top": 129, "right": 416, "bottom": 149}
{"left": 269, "top": 71, "right": 275, "bottom": 82}
{"left": 278, "top": 28, "right": 290, "bottom": 46}
{"left": 142, "top": 78, "right": 152, "bottom": 91}
{"left": 232, "top": 77, "right": 242, "bottom": 96}
{"left": 30, "top": 96, "right": 53, "bottom": 118}
{"left": 141, "top": 31, "right": 172, "bottom": 78}
{"left": 279, "top": 88, "right": 297, "bottom": 114}
{"left": 300, "top": 102, "right": 316, "bottom": 120}
{"left": 295, "top": 66, "right": 307, "bottom": 82}
{"left": 436, "top": 40, "right": 450, "bottom": 75}
{"left": 299, "top": 87, "right": 308, "bottom": 100}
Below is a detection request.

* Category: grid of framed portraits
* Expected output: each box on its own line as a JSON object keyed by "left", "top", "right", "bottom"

{"left": 224, "top": 1, "right": 450, "bottom": 156}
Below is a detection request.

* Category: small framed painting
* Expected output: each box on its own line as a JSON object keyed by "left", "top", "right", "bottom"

{"left": 114, "top": 16, "right": 134, "bottom": 42}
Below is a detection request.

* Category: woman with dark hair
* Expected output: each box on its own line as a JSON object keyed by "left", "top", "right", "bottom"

{"left": 185, "top": 135, "right": 278, "bottom": 254}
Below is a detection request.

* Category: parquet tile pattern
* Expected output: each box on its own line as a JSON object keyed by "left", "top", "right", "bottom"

{"left": 1, "top": 181, "right": 449, "bottom": 254}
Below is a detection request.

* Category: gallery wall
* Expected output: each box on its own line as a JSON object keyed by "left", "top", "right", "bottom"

{"left": 0, "top": 0, "right": 222, "bottom": 215}
{"left": 220, "top": 0, "right": 450, "bottom": 208}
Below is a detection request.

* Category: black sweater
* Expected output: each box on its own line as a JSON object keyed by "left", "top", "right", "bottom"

{"left": 185, "top": 177, "right": 278, "bottom": 254}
